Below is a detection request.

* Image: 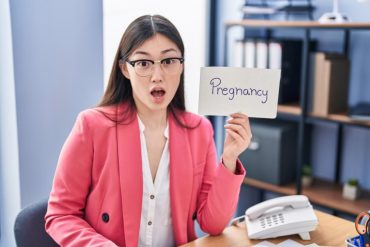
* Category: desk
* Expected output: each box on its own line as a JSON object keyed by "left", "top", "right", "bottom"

{"left": 181, "top": 210, "right": 357, "bottom": 247}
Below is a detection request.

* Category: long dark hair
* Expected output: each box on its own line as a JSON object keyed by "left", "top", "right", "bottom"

{"left": 98, "top": 15, "right": 192, "bottom": 127}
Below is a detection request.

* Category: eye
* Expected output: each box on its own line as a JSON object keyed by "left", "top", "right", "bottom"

{"left": 135, "top": 60, "right": 152, "bottom": 68}
{"left": 162, "top": 58, "right": 176, "bottom": 65}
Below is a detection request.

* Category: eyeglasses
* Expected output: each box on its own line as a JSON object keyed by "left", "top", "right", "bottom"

{"left": 356, "top": 211, "right": 370, "bottom": 236}
{"left": 126, "top": 57, "right": 184, "bottom": 77}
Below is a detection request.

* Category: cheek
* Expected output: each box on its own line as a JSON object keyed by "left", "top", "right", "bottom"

{"left": 169, "top": 75, "right": 182, "bottom": 93}
{"left": 130, "top": 78, "right": 148, "bottom": 95}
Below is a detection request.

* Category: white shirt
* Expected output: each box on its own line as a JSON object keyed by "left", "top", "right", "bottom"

{"left": 138, "top": 116, "right": 175, "bottom": 247}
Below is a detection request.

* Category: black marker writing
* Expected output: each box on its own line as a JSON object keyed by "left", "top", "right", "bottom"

{"left": 210, "top": 78, "right": 268, "bottom": 103}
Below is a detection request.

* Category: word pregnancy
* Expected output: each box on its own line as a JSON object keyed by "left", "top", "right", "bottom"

{"left": 210, "top": 78, "right": 269, "bottom": 103}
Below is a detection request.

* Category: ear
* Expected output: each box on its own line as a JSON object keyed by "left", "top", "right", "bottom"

{"left": 119, "top": 62, "right": 130, "bottom": 80}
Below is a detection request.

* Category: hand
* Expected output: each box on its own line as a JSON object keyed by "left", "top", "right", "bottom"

{"left": 222, "top": 113, "right": 252, "bottom": 172}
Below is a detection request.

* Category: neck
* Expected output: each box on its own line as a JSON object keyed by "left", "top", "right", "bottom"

{"left": 137, "top": 107, "right": 168, "bottom": 130}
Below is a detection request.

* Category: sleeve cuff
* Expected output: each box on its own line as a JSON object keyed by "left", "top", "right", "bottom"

{"left": 220, "top": 158, "right": 246, "bottom": 176}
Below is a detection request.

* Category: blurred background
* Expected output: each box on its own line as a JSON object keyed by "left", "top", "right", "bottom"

{"left": 1, "top": 0, "right": 370, "bottom": 246}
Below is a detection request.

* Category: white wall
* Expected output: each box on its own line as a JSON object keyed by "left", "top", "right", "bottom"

{"left": 103, "top": 0, "right": 209, "bottom": 113}
{"left": 10, "top": 0, "right": 104, "bottom": 209}
{"left": 0, "top": 1, "right": 21, "bottom": 246}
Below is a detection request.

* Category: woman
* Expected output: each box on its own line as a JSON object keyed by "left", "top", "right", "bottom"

{"left": 45, "top": 15, "right": 252, "bottom": 247}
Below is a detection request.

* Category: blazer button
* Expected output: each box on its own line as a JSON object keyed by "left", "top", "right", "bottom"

{"left": 102, "top": 213, "right": 110, "bottom": 223}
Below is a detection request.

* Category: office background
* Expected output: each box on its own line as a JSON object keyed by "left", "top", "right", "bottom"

{"left": 1, "top": 0, "right": 370, "bottom": 246}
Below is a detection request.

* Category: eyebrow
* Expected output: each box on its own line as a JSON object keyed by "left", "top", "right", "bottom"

{"left": 132, "top": 48, "right": 179, "bottom": 57}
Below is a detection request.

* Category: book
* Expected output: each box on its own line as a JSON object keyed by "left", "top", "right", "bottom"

{"left": 256, "top": 40, "right": 268, "bottom": 69}
{"left": 269, "top": 39, "right": 307, "bottom": 104}
{"left": 231, "top": 40, "right": 244, "bottom": 67}
{"left": 348, "top": 102, "right": 370, "bottom": 121}
{"left": 244, "top": 39, "right": 256, "bottom": 68}
{"left": 312, "top": 52, "right": 350, "bottom": 116}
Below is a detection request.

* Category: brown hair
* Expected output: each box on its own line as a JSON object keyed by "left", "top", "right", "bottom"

{"left": 98, "top": 15, "right": 194, "bottom": 127}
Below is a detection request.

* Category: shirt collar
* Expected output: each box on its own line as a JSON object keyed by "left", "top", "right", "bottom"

{"left": 137, "top": 115, "right": 169, "bottom": 138}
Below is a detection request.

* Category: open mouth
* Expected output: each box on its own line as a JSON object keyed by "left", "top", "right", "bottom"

{"left": 150, "top": 87, "right": 166, "bottom": 104}
{"left": 150, "top": 88, "right": 166, "bottom": 97}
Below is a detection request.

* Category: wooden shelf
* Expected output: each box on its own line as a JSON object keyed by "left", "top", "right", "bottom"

{"left": 226, "top": 20, "right": 370, "bottom": 29}
{"left": 243, "top": 177, "right": 370, "bottom": 215}
{"left": 309, "top": 112, "right": 370, "bottom": 127}
{"left": 276, "top": 104, "right": 370, "bottom": 127}
{"left": 243, "top": 178, "right": 296, "bottom": 196}
{"left": 277, "top": 103, "right": 301, "bottom": 115}
{"left": 302, "top": 178, "right": 370, "bottom": 215}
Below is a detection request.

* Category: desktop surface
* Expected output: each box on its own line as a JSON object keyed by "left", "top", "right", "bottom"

{"left": 181, "top": 210, "right": 357, "bottom": 247}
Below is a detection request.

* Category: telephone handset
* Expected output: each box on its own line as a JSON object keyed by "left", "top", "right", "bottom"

{"left": 241, "top": 195, "right": 318, "bottom": 240}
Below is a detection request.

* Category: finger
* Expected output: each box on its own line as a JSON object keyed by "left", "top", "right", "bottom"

{"left": 224, "top": 123, "right": 248, "bottom": 140}
{"left": 229, "top": 112, "right": 248, "bottom": 119}
{"left": 227, "top": 116, "right": 252, "bottom": 137}
{"left": 226, "top": 129, "right": 243, "bottom": 142}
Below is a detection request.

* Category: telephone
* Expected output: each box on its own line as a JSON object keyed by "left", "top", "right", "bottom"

{"left": 233, "top": 195, "right": 318, "bottom": 240}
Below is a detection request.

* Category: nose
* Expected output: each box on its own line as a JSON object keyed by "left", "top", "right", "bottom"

{"left": 151, "top": 63, "right": 163, "bottom": 83}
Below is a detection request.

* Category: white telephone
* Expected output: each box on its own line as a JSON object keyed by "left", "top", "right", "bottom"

{"left": 233, "top": 195, "right": 318, "bottom": 240}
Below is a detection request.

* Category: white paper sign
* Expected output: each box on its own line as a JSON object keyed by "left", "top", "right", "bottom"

{"left": 198, "top": 67, "right": 281, "bottom": 118}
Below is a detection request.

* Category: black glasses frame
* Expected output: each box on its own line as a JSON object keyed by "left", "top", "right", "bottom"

{"left": 126, "top": 57, "right": 184, "bottom": 68}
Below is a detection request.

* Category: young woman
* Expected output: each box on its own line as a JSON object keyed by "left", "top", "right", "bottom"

{"left": 45, "top": 15, "right": 252, "bottom": 247}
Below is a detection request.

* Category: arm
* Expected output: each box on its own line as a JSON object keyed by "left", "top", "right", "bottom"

{"left": 45, "top": 112, "right": 118, "bottom": 247}
{"left": 196, "top": 117, "right": 249, "bottom": 235}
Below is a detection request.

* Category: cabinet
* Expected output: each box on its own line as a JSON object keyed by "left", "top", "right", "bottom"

{"left": 224, "top": 20, "right": 370, "bottom": 216}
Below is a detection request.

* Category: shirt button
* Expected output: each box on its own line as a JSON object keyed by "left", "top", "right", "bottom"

{"left": 102, "top": 213, "right": 109, "bottom": 223}
{"left": 148, "top": 221, "right": 152, "bottom": 226}
{"left": 150, "top": 195, "right": 155, "bottom": 200}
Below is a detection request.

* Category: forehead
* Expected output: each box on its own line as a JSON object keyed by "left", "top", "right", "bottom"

{"left": 130, "top": 34, "right": 180, "bottom": 57}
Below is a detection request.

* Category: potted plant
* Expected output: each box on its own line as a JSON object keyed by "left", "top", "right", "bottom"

{"left": 302, "top": 165, "right": 313, "bottom": 187}
{"left": 343, "top": 178, "right": 360, "bottom": 200}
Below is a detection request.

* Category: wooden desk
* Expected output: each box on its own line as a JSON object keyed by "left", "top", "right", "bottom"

{"left": 181, "top": 210, "right": 357, "bottom": 247}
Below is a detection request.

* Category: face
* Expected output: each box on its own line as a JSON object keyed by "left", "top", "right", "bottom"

{"left": 120, "top": 34, "right": 183, "bottom": 114}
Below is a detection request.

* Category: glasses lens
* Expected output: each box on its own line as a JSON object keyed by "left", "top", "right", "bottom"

{"left": 134, "top": 60, "right": 153, "bottom": 77}
{"left": 161, "top": 58, "right": 182, "bottom": 75}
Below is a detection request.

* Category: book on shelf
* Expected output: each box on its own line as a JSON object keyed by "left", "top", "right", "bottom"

{"left": 269, "top": 39, "right": 304, "bottom": 104}
{"left": 348, "top": 102, "right": 370, "bottom": 121}
{"left": 241, "top": 4, "right": 278, "bottom": 15}
{"left": 311, "top": 52, "right": 350, "bottom": 116}
{"left": 230, "top": 39, "right": 244, "bottom": 67}
{"left": 241, "top": 0, "right": 315, "bottom": 17}
{"left": 256, "top": 40, "right": 268, "bottom": 69}
{"left": 244, "top": 39, "right": 256, "bottom": 68}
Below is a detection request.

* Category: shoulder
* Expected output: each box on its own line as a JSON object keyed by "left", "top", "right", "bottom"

{"left": 75, "top": 105, "right": 117, "bottom": 128}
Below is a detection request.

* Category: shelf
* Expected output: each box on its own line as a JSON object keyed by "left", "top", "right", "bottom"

{"left": 302, "top": 178, "right": 370, "bottom": 215}
{"left": 276, "top": 104, "right": 370, "bottom": 127}
{"left": 309, "top": 112, "right": 370, "bottom": 127}
{"left": 277, "top": 103, "right": 301, "bottom": 115}
{"left": 243, "top": 177, "right": 370, "bottom": 215}
{"left": 226, "top": 20, "right": 370, "bottom": 30}
{"left": 228, "top": 18, "right": 370, "bottom": 217}
{"left": 243, "top": 177, "right": 296, "bottom": 195}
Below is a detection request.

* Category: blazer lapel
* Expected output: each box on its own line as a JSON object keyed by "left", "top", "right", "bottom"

{"left": 117, "top": 113, "right": 143, "bottom": 247}
{"left": 169, "top": 113, "right": 193, "bottom": 245}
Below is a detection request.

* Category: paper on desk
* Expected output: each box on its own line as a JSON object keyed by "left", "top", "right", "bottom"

{"left": 252, "top": 240, "right": 318, "bottom": 247}
{"left": 276, "top": 239, "right": 305, "bottom": 246}
{"left": 198, "top": 67, "right": 281, "bottom": 118}
{"left": 252, "top": 241, "right": 277, "bottom": 247}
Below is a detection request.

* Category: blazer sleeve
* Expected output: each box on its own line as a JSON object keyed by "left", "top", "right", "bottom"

{"left": 45, "top": 112, "right": 118, "bottom": 247}
{"left": 195, "top": 119, "right": 246, "bottom": 235}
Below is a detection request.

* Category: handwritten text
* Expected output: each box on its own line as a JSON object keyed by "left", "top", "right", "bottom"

{"left": 210, "top": 78, "right": 268, "bottom": 103}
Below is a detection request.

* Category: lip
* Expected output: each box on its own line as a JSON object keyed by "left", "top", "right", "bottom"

{"left": 150, "top": 86, "right": 166, "bottom": 94}
{"left": 150, "top": 86, "right": 166, "bottom": 104}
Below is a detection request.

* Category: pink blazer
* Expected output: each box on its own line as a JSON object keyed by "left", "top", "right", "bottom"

{"left": 45, "top": 105, "right": 245, "bottom": 247}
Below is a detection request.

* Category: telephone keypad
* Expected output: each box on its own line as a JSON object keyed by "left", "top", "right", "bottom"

{"left": 259, "top": 214, "right": 286, "bottom": 228}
